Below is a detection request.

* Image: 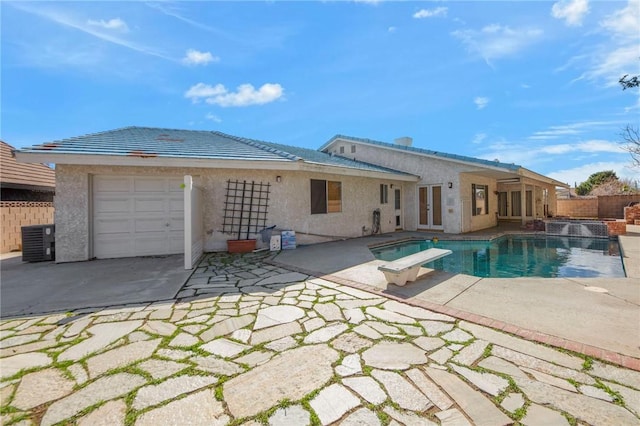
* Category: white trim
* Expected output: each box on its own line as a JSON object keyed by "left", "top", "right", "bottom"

{"left": 15, "top": 152, "right": 419, "bottom": 182}
{"left": 184, "top": 175, "right": 204, "bottom": 270}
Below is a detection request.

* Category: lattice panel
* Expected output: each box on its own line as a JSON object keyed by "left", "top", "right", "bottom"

{"left": 222, "top": 180, "right": 270, "bottom": 239}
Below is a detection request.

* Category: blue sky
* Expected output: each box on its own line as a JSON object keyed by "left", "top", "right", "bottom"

{"left": 2, "top": 0, "right": 639, "bottom": 186}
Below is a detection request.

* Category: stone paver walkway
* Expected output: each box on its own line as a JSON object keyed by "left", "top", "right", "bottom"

{"left": 1, "top": 252, "right": 639, "bottom": 425}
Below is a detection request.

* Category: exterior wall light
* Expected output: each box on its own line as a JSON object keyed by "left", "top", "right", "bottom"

{"left": 276, "top": 176, "right": 282, "bottom": 183}
{"left": 448, "top": 182, "right": 453, "bottom": 189}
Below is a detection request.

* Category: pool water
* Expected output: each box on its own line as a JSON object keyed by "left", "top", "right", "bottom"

{"left": 371, "top": 235, "right": 625, "bottom": 278}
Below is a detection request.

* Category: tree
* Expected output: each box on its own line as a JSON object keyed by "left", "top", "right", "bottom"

{"left": 621, "top": 124, "right": 640, "bottom": 168}
{"left": 619, "top": 74, "right": 639, "bottom": 90}
{"left": 619, "top": 70, "right": 639, "bottom": 167}
{"left": 575, "top": 170, "right": 618, "bottom": 196}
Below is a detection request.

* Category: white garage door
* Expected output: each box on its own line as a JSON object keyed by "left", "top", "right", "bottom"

{"left": 93, "top": 176, "right": 184, "bottom": 259}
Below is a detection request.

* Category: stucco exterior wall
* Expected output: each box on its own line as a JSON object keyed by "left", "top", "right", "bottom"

{"left": 54, "top": 164, "right": 407, "bottom": 261}
{"left": 55, "top": 165, "right": 90, "bottom": 262}
{"left": 330, "top": 142, "right": 497, "bottom": 233}
{"left": 459, "top": 173, "right": 497, "bottom": 232}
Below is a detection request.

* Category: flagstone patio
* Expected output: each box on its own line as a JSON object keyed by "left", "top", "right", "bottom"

{"left": 1, "top": 252, "right": 639, "bottom": 425}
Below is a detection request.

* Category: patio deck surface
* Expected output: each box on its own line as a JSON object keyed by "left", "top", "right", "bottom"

{"left": 271, "top": 226, "right": 640, "bottom": 361}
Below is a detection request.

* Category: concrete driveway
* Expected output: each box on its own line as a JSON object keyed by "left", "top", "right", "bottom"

{"left": 0, "top": 253, "right": 193, "bottom": 318}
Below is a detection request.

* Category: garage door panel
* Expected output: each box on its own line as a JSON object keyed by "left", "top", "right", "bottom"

{"left": 134, "top": 178, "right": 166, "bottom": 192}
{"left": 134, "top": 218, "right": 168, "bottom": 233}
{"left": 134, "top": 198, "right": 167, "bottom": 213}
{"left": 169, "top": 217, "right": 184, "bottom": 231}
{"left": 94, "top": 198, "right": 131, "bottom": 214}
{"left": 95, "top": 218, "right": 133, "bottom": 234}
{"left": 94, "top": 177, "right": 131, "bottom": 193}
{"left": 93, "top": 175, "right": 185, "bottom": 259}
{"left": 94, "top": 238, "right": 133, "bottom": 258}
{"left": 134, "top": 235, "right": 178, "bottom": 254}
{"left": 168, "top": 179, "right": 183, "bottom": 192}
{"left": 168, "top": 236, "right": 184, "bottom": 253}
{"left": 169, "top": 198, "right": 183, "bottom": 212}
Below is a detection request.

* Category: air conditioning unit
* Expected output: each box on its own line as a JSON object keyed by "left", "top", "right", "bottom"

{"left": 21, "top": 224, "right": 55, "bottom": 262}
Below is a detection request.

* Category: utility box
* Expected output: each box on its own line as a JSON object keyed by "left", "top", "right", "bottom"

{"left": 21, "top": 224, "right": 55, "bottom": 262}
{"left": 281, "top": 230, "right": 296, "bottom": 250}
{"left": 270, "top": 235, "right": 281, "bottom": 251}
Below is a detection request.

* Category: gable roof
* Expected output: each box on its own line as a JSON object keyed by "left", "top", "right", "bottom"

{"left": 1, "top": 141, "right": 55, "bottom": 191}
{"left": 16, "top": 127, "right": 415, "bottom": 179}
{"left": 321, "top": 134, "right": 521, "bottom": 172}
{"left": 322, "top": 134, "right": 568, "bottom": 188}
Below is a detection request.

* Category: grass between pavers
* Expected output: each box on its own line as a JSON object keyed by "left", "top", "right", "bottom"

{"left": 593, "top": 379, "right": 625, "bottom": 406}
{"left": 6, "top": 254, "right": 636, "bottom": 426}
{"left": 447, "top": 359, "right": 530, "bottom": 422}
{"left": 248, "top": 397, "right": 294, "bottom": 425}
{"left": 1, "top": 410, "right": 30, "bottom": 426}
{"left": 562, "top": 410, "right": 579, "bottom": 426}
{"left": 582, "top": 356, "right": 594, "bottom": 371}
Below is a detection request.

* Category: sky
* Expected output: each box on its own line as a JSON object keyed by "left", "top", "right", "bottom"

{"left": 2, "top": 0, "right": 639, "bottom": 187}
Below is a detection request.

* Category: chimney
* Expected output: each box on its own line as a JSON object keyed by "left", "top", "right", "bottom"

{"left": 394, "top": 137, "right": 413, "bottom": 147}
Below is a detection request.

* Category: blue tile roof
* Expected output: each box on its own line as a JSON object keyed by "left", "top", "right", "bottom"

{"left": 19, "top": 127, "right": 410, "bottom": 175}
{"left": 322, "top": 134, "right": 522, "bottom": 172}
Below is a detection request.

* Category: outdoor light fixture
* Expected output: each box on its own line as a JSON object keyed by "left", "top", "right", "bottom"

{"left": 276, "top": 176, "right": 282, "bottom": 183}
{"left": 448, "top": 182, "right": 453, "bottom": 189}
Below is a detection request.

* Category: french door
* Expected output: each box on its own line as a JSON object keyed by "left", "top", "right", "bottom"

{"left": 418, "top": 185, "right": 443, "bottom": 230}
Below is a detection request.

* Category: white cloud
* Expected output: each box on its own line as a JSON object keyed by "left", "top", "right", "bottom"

{"left": 185, "top": 83, "right": 227, "bottom": 100}
{"left": 388, "top": 26, "right": 397, "bottom": 33}
{"left": 11, "top": 3, "right": 171, "bottom": 61}
{"left": 529, "top": 120, "right": 623, "bottom": 140}
{"left": 472, "top": 133, "right": 487, "bottom": 144}
{"left": 479, "top": 138, "right": 626, "bottom": 167}
{"left": 563, "top": 1, "right": 640, "bottom": 86}
{"left": 182, "top": 49, "right": 219, "bottom": 66}
{"left": 413, "top": 7, "right": 448, "bottom": 19}
{"left": 600, "top": 0, "right": 639, "bottom": 39}
{"left": 584, "top": 44, "right": 639, "bottom": 87}
{"left": 185, "top": 82, "right": 284, "bottom": 107}
{"left": 551, "top": 0, "right": 589, "bottom": 27}
{"left": 547, "top": 161, "right": 637, "bottom": 186}
{"left": 539, "top": 140, "right": 623, "bottom": 154}
{"left": 474, "top": 97, "right": 490, "bottom": 110}
{"left": 205, "top": 113, "right": 222, "bottom": 123}
{"left": 87, "top": 18, "right": 129, "bottom": 32}
{"left": 452, "top": 24, "right": 543, "bottom": 65}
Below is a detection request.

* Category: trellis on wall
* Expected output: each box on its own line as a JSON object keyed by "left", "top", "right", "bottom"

{"left": 222, "top": 180, "right": 271, "bottom": 240}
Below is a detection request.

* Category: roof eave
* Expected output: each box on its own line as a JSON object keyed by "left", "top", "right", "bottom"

{"left": 15, "top": 151, "right": 301, "bottom": 171}
{"left": 15, "top": 151, "right": 418, "bottom": 181}
{"left": 299, "top": 161, "right": 418, "bottom": 182}
{"left": 519, "top": 169, "right": 569, "bottom": 188}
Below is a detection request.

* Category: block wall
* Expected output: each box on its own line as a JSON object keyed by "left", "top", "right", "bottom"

{"left": 1, "top": 201, "right": 55, "bottom": 253}
{"left": 598, "top": 195, "right": 640, "bottom": 219}
{"left": 556, "top": 198, "right": 598, "bottom": 218}
{"left": 605, "top": 220, "right": 627, "bottom": 236}
{"left": 624, "top": 203, "right": 640, "bottom": 224}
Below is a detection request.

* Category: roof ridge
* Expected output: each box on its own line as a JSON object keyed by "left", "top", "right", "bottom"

{"left": 211, "top": 131, "right": 301, "bottom": 161}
